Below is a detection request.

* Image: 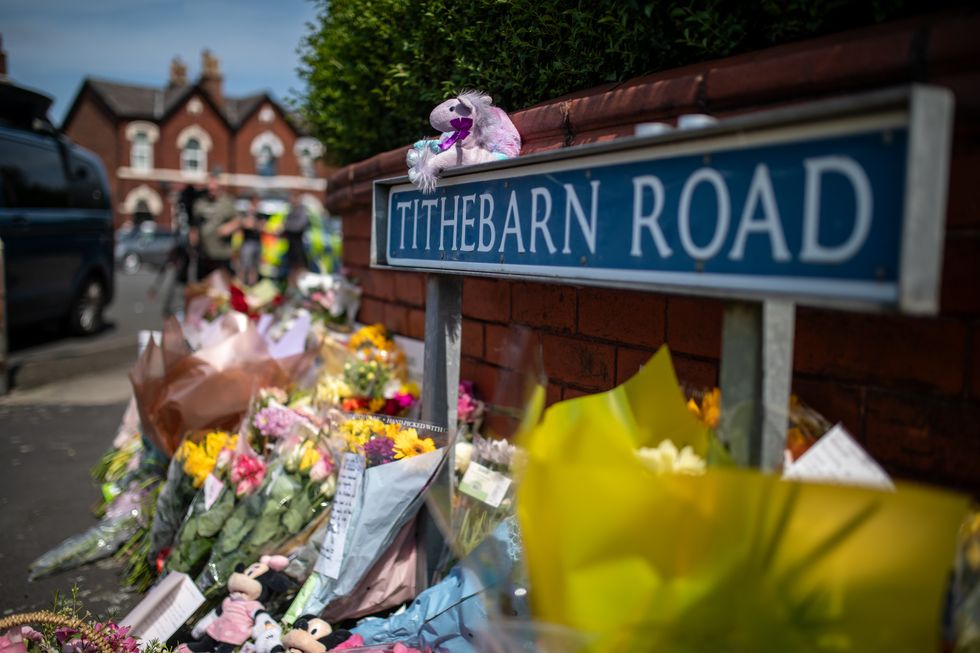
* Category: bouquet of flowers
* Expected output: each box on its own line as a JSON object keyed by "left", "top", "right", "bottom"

{"left": 164, "top": 441, "right": 266, "bottom": 577}
{"left": 518, "top": 346, "right": 970, "bottom": 652}
{"left": 285, "top": 415, "right": 445, "bottom": 622}
{"left": 453, "top": 434, "right": 521, "bottom": 557}
{"left": 147, "top": 430, "right": 238, "bottom": 563}
{"left": 296, "top": 271, "right": 361, "bottom": 331}
{"left": 194, "top": 426, "right": 338, "bottom": 597}
{"left": 315, "top": 325, "right": 419, "bottom": 417}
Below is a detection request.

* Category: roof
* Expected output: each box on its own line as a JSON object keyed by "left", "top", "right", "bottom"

{"left": 79, "top": 77, "right": 279, "bottom": 129}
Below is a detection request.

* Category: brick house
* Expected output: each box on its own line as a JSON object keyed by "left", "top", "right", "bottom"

{"left": 61, "top": 51, "right": 331, "bottom": 228}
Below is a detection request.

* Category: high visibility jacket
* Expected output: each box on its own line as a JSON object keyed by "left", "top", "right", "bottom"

{"left": 259, "top": 211, "right": 289, "bottom": 279}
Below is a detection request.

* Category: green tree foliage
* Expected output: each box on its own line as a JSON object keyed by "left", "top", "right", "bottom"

{"left": 297, "top": 0, "right": 919, "bottom": 165}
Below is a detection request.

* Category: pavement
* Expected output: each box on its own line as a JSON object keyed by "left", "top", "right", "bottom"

{"left": 0, "top": 270, "right": 171, "bottom": 620}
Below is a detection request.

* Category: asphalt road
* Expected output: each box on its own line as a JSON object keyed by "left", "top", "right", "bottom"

{"left": 0, "top": 269, "right": 169, "bottom": 620}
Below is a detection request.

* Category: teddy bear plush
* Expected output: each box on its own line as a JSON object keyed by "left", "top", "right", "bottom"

{"left": 179, "top": 555, "right": 292, "bottom": 653}
{"left": 407, "top": 91, "right": 521, "bottom": 193}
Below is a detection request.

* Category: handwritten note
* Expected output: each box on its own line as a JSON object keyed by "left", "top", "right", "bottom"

{"left": 783, "top": 423, "right": 894, "bottom": 490}
{"left": 314, "top": 453, "right": 366, "bottom": 579}
{"left": 459, "top": 462, "right": 512, "bottom": 508}
{"left": 120, "top": 572, "right": 205, "bottom": 646}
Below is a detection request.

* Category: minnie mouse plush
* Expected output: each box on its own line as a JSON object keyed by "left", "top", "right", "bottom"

{"left": 179, "top": 555, "right": 292, "bottom": 653}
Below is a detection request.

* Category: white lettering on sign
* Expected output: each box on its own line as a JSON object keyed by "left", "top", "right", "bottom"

{"left": 460, "top": 194, "right": 477, "bottom": 252}
{"left": 499, "top": 191, "right": 526, "bottom": 253}
{"left": 729, "top": 164, "right": 791, "bottom": 262}
{"left": 530, "top": 187, "right": 556, "bottom": 254}
{"left": 800, "top": 156, "right": 873, "bottom": 263}
{"left": 394, "top": 156, "right": 881, "bottom": 269}
{"left": 678, "top": 168, "right": 731, "bottom": 260}
{"left": 396, "top": 201, "right": 411, "bottom": 250}
{"left": 422, "top": 199, "right": 437, "bottom": 250}
{"left": 630, "top": 175, "right": 670, "bottom": 258}
{"left": 478, "top": 193, "right": 496, "bottom": 252}
{"left": 562, "top": 180, "right": 600, "bottom": 255}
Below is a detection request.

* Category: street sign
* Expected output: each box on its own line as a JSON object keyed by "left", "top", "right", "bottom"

{"left": 374, "top": 86, "right": 953, "bottom": 314}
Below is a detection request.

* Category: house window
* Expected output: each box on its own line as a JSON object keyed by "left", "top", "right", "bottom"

{"left": 294, "top": 137, "right": 323, "bottom": 179}
{"left": 181, "top": 137, "right": 205, "bottom": 173}
{"left": 256, "top": 144, "right": 278, "bottom": 176}
{"left": 131, "top": 131, "right": 152, "bottom": 171}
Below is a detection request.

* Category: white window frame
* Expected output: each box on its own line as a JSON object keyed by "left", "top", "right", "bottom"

{"left": 125, "top": 121, "right": 159, "bottom": 173}
{"left": 176, "top": 125, "right": 213, "bottom": 175}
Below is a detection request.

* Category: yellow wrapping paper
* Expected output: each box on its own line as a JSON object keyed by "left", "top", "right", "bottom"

{"left": 518, "top": 346, "right": 969, "bottom": 652}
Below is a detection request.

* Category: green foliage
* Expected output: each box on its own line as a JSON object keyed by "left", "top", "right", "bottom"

{"left": 297, "top": 0, "right": 919, "bottom": 165}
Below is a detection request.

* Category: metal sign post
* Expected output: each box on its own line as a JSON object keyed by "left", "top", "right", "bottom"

{"left": 371, "top": 86, "right": 954, "bottom": 557}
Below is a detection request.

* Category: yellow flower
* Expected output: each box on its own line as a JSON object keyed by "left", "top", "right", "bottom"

{"left": 688, "top": 389, "right": 721, "bottom": 428}
{"left": 702, "top": 388, "right": 721, "bottom": 428}
{"left": 298, "top": 441, "right": 321, "bottom": 472}
{"left": 392, "top": 428, "right": 435, "bottom": 459}
{"left": 368, "top": 398, "right": 386, "bottom": 413}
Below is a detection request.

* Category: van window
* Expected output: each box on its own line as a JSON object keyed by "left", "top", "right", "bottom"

{"left": 70, "top": 158, "right": 109, "bottom": 209}
{"left": 0, "top": 135, "right": 69, "bottom": 208}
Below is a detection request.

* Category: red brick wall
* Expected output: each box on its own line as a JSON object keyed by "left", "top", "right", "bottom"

{"left": 158, "top": 92, "right": 232, "bottom": 174}
{"left": 234, "top": 103, "right": 302, "bottom": 177}
{"left": 329, "top": 9, "right": 980, "bottom": 494}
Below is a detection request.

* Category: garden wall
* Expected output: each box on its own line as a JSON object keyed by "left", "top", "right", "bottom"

{"left": 327, "top": 8, "right": 980, "bottom": 494}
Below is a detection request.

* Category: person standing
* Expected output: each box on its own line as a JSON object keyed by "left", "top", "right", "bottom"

{"left": 237, "top": 193, "right": 264, "bottom": 286}
{"left": 283, "top": 190, "right": 309, "bottom": 284}
{"left": 193, "top": 174, "right": 239, "bottom": 278}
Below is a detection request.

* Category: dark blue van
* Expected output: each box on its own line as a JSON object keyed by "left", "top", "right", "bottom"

{"left": 0, "top": 81, "right": 114, "bottom": 335}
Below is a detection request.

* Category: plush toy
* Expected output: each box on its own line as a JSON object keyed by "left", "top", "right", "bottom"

{"left": 407, "top": 91, "right": 521, "bottom": 193}
{"left": 179, "top": 555, "right": 292, "bottom": 653}
{"left": 246, "top": 611, "right": 283, "bottom": 653}
{"left": 279, "top": 615, "right": 353, "bottom": 653}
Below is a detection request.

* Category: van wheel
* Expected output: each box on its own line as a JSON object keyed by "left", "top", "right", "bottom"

{"left": 68, "top": 277, "right": 106, "bottom": 335}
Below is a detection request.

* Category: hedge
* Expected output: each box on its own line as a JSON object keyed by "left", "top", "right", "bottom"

{"left": 297, "top": 0, "right": 930, "bottom": 165}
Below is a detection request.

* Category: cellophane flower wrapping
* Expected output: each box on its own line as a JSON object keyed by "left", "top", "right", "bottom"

{"left": 284, "top": 415, "right": 446, "bottom": 622}
{"left": 148, "top": 430, "right": 237, "bottom": 562}
{"left": 194, "top": 425, "right": 338, "bottom": 598}
{"left": 351, "top": 516, "right": 553, "bottom": 653}
{"left": 28, "top": 436, "right": 167, "bottom": 580}
{"left": 517, "top": 345, "right": 971, "bottom": 652}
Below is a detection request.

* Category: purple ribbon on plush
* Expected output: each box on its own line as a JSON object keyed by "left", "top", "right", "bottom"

{"left": 439, "top": 117, "right": 473, "bottom": 152}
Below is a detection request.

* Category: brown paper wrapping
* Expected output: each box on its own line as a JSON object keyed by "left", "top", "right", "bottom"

{"left": 130, "top": 316, "right": 314, "bottom": 458}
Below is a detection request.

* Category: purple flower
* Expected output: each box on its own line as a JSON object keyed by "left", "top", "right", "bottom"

{"left": 254, "top": 405, "right": 298, "bottom": 438}
{"left": 363, "top": 437, "right": 395, "bottom": 467}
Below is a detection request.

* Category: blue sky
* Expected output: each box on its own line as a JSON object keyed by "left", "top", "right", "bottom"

{"left": 3, "top": 0, "right": 321, "bottom": 125}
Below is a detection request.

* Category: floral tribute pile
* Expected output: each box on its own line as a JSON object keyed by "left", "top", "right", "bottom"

{"left": 14, "top": 269, "right": 977, "bottom": 653}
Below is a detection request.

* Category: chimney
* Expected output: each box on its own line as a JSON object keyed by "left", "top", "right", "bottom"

{"left": 168, "top": 56, "right": 187, "bottom": 88}
{"left": 199, "top": 49, "right": 222, "bottom": 107}
{"left": 0, "top": 34, "right": 7, "bottom": 78}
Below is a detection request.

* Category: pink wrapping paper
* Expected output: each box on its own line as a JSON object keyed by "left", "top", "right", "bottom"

{"left": 320, "top": 519, "right": 418, "bottom": 622}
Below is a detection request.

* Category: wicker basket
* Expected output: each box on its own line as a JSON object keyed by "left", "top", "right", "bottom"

{"left": 0, "top": 611, "right": 112, "bottom": 653}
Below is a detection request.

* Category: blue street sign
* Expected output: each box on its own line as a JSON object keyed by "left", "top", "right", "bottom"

{"left": 374, "top": 88, "right": 952, "bottom": 313}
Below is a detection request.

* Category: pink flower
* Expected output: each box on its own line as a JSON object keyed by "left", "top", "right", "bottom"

{"left": 309, "top": 453, "right": 335, "bottom": 483}
{"left": 230, "top": 454, "right": 266, "bottom": 496}
{"left": 457, "top": 381, "right": 484, "bottom": 424}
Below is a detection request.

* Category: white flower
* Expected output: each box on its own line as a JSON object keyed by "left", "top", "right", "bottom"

{"left": 319, "top": 475, "right": 337, "bottom": 499}
{"left": 636, "top": 439, "right": 706, "bottom": 475}
{"left": 455, "top": 441, "right": 473, "bottom": 475}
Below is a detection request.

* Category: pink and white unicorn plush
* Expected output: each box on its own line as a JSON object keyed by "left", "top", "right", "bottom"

{"left": 406, "top": 91, "right": 521, "bottom": 193}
